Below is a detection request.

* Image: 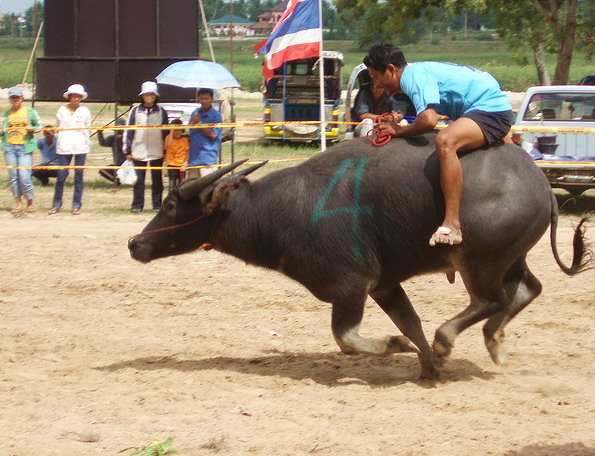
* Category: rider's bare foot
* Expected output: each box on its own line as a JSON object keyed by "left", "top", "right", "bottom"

{"left": 429, "top": 226, "right": 462, "bottom": 247}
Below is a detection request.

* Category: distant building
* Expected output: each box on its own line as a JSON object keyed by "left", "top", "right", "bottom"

{"left": 252, "top": 0, "right": 287, "bottom": 35}
{"left": 207, "top": 14, "right": 256, "bottom": 37}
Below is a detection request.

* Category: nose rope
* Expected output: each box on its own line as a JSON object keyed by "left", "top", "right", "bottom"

{"left": 367, "top": 112, "right": 395, "bottom": 147}
{"left": 128, "top": 212, "right": 223, "bottom": 251}
{"left": 128, "top": 214, "right": 208, "bottom": 243}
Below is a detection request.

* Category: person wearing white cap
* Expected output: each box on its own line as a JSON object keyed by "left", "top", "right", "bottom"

{"left": 48, "top": 83, "right": 91, "bottom": 215}
{"left": 123, "top": 81, "right": 169, "bottom": 213}
{"left": 1, "top": 86, "right": 41, "bottom": 213}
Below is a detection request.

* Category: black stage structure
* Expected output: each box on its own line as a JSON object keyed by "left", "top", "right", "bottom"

{"left": 35, "top": 0, "right": 201, "bottom": 104}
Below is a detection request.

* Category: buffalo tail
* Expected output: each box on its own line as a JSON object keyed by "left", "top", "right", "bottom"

{"left": 549, "top": 192, "right": 593, "bottom": 275}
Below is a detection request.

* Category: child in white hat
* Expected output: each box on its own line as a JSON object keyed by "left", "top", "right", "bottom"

{"left": 48, "top": 83, "right": 91, "bottom": 215}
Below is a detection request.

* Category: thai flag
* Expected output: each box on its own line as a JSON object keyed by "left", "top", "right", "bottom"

{"left": 254, "top": 0, "right": 322, "bottom": 81}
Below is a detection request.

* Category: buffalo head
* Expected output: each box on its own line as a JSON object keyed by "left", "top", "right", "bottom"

{"left": 128, "top": 160, "right": 267, "bottom": 263}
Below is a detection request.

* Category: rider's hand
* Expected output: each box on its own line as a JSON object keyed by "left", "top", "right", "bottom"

{"left": 376, "top": 121, "right": 400, "bottom": 137}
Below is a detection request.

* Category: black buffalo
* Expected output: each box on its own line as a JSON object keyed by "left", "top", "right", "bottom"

{"left": 128, "top": 133, "right": 590, "bottom": 380}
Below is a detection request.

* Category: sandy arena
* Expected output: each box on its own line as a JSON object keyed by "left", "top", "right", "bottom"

{"left": 0, "top": 198, "right": 593, "bottom": 455}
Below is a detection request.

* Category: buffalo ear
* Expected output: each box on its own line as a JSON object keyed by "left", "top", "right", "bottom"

{"left": 201, "top": 180, "right": 241, "bottom": 215}
{"left": 200, "top": 161, "right": 268, "bottom": 214}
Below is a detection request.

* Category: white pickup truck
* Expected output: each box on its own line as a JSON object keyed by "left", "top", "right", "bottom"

{"left": 513, "top": 85, "right": 595, "bottom": 195}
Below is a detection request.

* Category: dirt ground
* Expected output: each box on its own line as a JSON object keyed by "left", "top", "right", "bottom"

{"left": 0, "top": 199, "right": 593, "bottom": 455}
{"left": 0, "top": 89, "right": 593, "bottom": 455}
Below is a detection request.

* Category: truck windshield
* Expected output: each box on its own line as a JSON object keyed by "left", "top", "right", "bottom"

{"left": 523, "top": 93, "right": 595, "bottom": 121}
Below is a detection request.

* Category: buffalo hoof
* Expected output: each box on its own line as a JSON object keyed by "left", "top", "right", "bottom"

{"left": 485, "top": 331, "right": 507, "bottom": 365}
{"left": 387, "top": 335, "right": 418, "bottom": 354}
{"left": 432, "top": 337, "right": 453, "bottom": 360}
{"left": 417, "top": 365, "right": 440, "bottom": 383}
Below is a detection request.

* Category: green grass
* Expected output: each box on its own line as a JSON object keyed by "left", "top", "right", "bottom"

{"left": 0, "top": 36, "right": 592, "bottom": 92}
{"left": 0, "top": 37, "right": 41, "bottom": 86}
{"left": 213, "top": 38, "right": 593, "bottom": 92}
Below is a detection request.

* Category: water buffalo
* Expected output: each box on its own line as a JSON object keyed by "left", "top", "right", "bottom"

{"left": 128, "top": 133, "right": 590, "bottom": 380}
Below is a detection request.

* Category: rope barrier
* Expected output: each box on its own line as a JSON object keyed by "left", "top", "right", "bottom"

{"left": 0, "top": 158, "right": 308, "bottom": 171}
{"left": 2, "top": 121, "right": 594, "bottom": 134}
{"left": 1, "top": 119, "right": 594, "bottom": 171}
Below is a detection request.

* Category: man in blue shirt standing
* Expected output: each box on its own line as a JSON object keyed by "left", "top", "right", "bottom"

{"left": 364, "top": 43, "right": 513, "bottom": 247}
{"left": 186, "top": 88, "right": 222, "bottom": 180}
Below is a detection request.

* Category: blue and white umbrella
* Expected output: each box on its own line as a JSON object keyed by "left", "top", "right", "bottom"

{"left": 156, "top": 60, "right": 241, "bottom": 90}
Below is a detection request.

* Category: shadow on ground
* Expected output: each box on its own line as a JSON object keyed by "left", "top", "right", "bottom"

{"left": 95, "top": 350, "right": 496, "bottom": 388}
{"left": 555, "top": 190, "right": 595, "bottom": 218}
{"left": 502, "top": 442, "right": 595, "bottom": 456}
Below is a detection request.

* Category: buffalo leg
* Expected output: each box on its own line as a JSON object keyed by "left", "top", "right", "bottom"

{"left": 370, "top": 285, "right": 438, "bottom": 380}
{"left": 331, "top": 282, "right": 417, "bottom": 358}
{"left": 483, "top": 256, "right": 542, "bottom": 364}
{"left": 433, "top": 267, "right": 510, "bottom": 360}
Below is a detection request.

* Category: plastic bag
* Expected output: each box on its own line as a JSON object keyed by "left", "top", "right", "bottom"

{"left": 116, "top": 160, "right": 137, "bottom": 186}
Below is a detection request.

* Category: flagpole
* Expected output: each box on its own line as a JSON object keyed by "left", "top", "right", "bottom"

{"left": 318, "top": 0, "right": 326, "bottom": 152}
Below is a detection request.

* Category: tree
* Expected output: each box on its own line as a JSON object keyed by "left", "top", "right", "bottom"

{"left": 0, "top": 13, "right": 19, "bottom": 37}
{"left": 334, "top": 0, "right": 593, "bottom": 84}
{"left": 334, "top": 0, "right": 445, "bottom": 46}
{"left": 486, "top": 0, "right": 592, "bottom": 84}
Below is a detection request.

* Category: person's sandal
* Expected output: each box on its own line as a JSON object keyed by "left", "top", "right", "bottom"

{"left": 47, "top": 207, "right": 59, "bottom": 215}
{"left": 71, "top": 208, "right": 81, "bottom": 215}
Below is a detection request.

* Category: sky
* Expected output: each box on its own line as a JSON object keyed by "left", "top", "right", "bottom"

{"left": 0, "top": 0, "right": 35, "bottom": 15}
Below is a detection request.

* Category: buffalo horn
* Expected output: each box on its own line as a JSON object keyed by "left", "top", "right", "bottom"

{"left": 178, "top": 159, "right": 249, "bottom": 200}
{"left": 217, "top": 160, "right": 269, "bottom": 185}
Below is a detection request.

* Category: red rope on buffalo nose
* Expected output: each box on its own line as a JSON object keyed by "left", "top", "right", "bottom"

{"left": 367, "top": 112, "right": 395, "bottom": 147}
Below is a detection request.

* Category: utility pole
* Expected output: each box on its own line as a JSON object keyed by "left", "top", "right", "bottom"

{"left": 32, "top": 1, "right": 37, "bottom": 38}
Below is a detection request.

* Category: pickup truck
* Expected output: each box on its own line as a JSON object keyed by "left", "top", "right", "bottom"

{"left": 513, "top": 85, "right": 595, "bottom": 195}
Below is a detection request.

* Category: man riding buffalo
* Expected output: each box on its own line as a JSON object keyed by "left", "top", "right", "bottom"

{"left": 364, "top": 43, "right": 514, "bottom": 247}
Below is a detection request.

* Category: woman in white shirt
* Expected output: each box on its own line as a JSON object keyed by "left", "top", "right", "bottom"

{"left": 48, "top": 84, "right": 91, "bottom": 215}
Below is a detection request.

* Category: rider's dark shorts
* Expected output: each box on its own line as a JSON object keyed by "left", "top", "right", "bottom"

{"left": 462, "top": 109, "right": 514, "bottom": 145}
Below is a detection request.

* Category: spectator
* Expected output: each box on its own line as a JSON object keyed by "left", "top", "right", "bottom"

{"left": 32, "top": 127, "right": 58, "bottom": 186}
{"left": 164, "top": 119, "right": 189, "bottom": 190}
{"left": 187, "top": 88, "right": 222, "bottom": 179}
{"left": 124, "top": 81, "right": 168, "bottom": 213}
{"left": 48, "top": 84, "right": 92, "bottom": 215}
{"left": 353, "top": 83, "right": 399, "bottom": 137}
{"left": 98, "top": 118, "right": 126, "bottom": 183}
{"left": 1, "top": 86, "right": 41, "bottom": 213}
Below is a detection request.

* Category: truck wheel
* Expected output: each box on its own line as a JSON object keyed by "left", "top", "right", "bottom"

{"left": 567, "top": 188, "right": 585, "bottom": 196}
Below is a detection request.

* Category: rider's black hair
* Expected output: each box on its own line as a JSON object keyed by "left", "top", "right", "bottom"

{"left": 363, "top": 44, "right": 407, "bottom": 72}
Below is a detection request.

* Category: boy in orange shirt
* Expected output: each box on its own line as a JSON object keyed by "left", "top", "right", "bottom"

{"left": 164, "top": 119, "right": 189, "bottom": 189}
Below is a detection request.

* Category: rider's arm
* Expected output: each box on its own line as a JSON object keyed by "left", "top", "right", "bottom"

{"left": 378, "top": 106, "right": 438, "bottom": 137}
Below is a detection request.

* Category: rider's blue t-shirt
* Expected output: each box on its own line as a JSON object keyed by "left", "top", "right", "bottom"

{"left": 399, "top": 61, "right": 511, "bottom": 119}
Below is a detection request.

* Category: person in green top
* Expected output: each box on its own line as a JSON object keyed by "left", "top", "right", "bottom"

{"left": 1, "top": 86, "right": 41, "bottom": 213}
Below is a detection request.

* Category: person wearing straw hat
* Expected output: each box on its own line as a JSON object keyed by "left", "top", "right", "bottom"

{"left": 48, "top": 83, "right": 92, "bottom": 215}
{"left": 1, "top": 86, "right": 41, "bottom": 213}
{"left": 123, "top": 81, "right": 169, "bottom": 213}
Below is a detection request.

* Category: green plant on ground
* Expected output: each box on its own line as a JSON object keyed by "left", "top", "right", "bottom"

{"left": 127, "top": 439, "right": 177, "bottom": 456}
